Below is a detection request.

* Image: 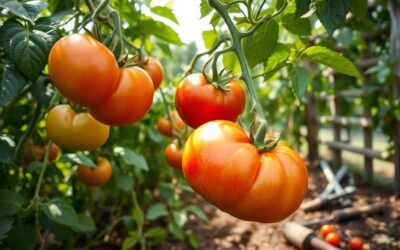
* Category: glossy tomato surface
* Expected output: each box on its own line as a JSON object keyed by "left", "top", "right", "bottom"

{"left": 325, "top": 232, "right": 340, "bottom": 246}
{"left": 143, "top": 56, "right": 164, "bottom": 89}
{"left": 349, "top": 237, "right": 363, "bottom": 250}
{"left": 182, "top": 120, "right": 308, "bottom": 223}
{"left": 175, "top": 74, "right": 245, "bottom": 128}
{"left": 90, "top": 67, "right": 154, "bottom": 126}
{"left": 320, "top": 224, "right": 334, "bottom": 237}
{"left": 46, "top": 105, "right": 109, "bottom": 151}
{"left": 48, "top": 34, "right": 119, "bottom": 107}
{"left": 77, "top": 157, "right": 112, "bottom": 186}
{"left": 165, "top": 143, "right": 183, "bottom": 170}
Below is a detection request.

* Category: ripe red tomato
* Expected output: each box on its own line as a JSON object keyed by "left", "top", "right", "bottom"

{"left": 349, "top": 237, "right": 363, "bottom": 250}
{"left": 175, "top": 74, "right": 245, "bottom": 128}
{"left": 143, "top": 56, "right": 164, "bottom": 89}
{"left": 165, "top": 142, "right": 183, "bottom": 170}
{"left": 325, "top": 232, "right": 340, "bottom": 247}
{"left": 46, "top": 105, "right": 110, "bottom": 151}
{"left": 77, "top": 157, "right": 112, "bottom": 186}
{"left": 48, "top": 34, "right": 119, "bottom": 107}
{"left": 182, "top": 120, "right": 308, "bottom": 223}
{"left": 45, "top": 143, "right": 60, "bottom": 161}
{"left": 320, "top": 224, "right": 334, "bottom": 237}
{"left": 89, "top": 67, "right": 154, "bottom": 126}
{"left": 157, "top": 111, "right": 185, "bottom": 137}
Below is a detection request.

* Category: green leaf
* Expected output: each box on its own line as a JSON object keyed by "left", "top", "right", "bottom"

{"left": 114, "top": 174, "right": 133, "bottom": 192}
{"left": 200, "top": 0, "right": 212, "bottom": 18}
{"left": 282, "top": 14, "right": 311, "bottom": 36}
{"left": 7, "top": 223, "right": 36, "bottom": 250}
{"left": 146, "top": 126, "right": 163, "bottom": 143}
{"left": 0, "top": 134, "right": 15, "bottom": 163}
{"left": 30, "top": 77, "right": 55, "bottom": 106}
{"left": 114, "top": 147, "right": 149, "bottom": 171}
{"left": 122, "top": 232, "right": 139, "bottom": 250}
{"left": 188, "top": 232, "right": 200, "bottom": 249}
{"left": 0, "top": 217, "right": 14, "bottom": 241}
{"left": 300, "top": 46, "right": 362, "bottom": 78}
{"left": 222, "top": 51, "right": 241, "bottom": 75}
{"left": 139, "top": 19, "right": 183, "bottom": 45}
{"left": 0, "top": 0, "right": 47, "bottom": 23}
{"left": 41, "top": 198, "right": 79, "bottom": 227}
{"left": 288, "top": 64, "right": 310, "bottom": 101}
{"left": 0, "top": 63, "right": 27, "bottom": 107}
{"left": 27, "top": 161, "right": 42, "bottom": 173}
{"left": 172, "top": 210, "right": 187, "bottom": 227}
{"left": 0, "top": 18, "right": 61, "bottom": 81}
{"left": 146, "top": 203, "right": 168, "bottom": 221}
{"left": 295, "top": 0, "right": 311, "bottom": 18}
{"left": 202, "top": 30, "right": 218, "bottom": 49}
{"left": 188, "top": 205, "right": 208, "bottom": 222}
{"left": 168, "top": 222, "right": 184, "bottom": 240}
{"left": 210, "top": 12, "right": 221, "bottom": 28}
{"left": 243, "top": 19, "right": 279, "bottom": 68}
{"left": 151, "top": 6, "right": 179, "bottom": 24}
{"left": 156, "top": 42, "right": 172, "bottom": 58}
{"left": 350, "top": 0, "right": 367, "bottom": 19}
{"left": 316, "top": 0, "right": 350, "bottom": 35}
{"left": 71, "top": 214, "right": 96, "bottom": 233}
{"left": 61, "top": 153, "right": 96, "bottom": 168}
{"left": 0, "top": 189, "right": 25, "bottom": 217}
{"left": 144, "top": 226, "right": 167, "bottom": 245}
{"left": 264, "top": 43, "right": 290, "bottom": 73}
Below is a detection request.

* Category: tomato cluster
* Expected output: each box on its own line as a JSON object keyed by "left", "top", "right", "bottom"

{"left": 320, "top": 224, "right": 364, "bottom": 249}
{"left": 48, "top": 34, "right": 157, "bottom": 127}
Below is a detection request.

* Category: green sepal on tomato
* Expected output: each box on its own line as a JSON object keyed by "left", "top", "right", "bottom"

{"left": 182, "top": 120, "right": 308, "bottom": 223}
{"left": 175, "top": 73, "right": 246, "bottom": 128}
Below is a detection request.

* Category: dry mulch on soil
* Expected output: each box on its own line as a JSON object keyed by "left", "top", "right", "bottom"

{"left": 158, "top": 162, "right": 400, "bottom": 250}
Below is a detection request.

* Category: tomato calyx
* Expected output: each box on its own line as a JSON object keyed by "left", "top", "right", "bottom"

{"left": 249, "top": 119, "right": 281, "bottom": 152}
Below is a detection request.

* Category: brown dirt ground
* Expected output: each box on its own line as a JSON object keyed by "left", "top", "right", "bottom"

{"left": 158, "top": 161, "right": 400, "bottom": 250}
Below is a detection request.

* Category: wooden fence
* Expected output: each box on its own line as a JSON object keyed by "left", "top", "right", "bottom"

{"left": 305, "top": 0, "right": 400, "bottom": 197}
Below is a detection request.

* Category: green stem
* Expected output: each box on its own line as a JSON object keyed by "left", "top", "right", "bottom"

{"left": 210, "top": 46, "right": 234, "bottom": 81}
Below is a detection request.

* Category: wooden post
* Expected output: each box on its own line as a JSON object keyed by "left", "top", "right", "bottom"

{"left": 306, "top": 91, "right": 319, "bottom": 164}
{"left": 388, "top": 0, "right": 400, "bottom": 197}
{"left": 329, "top": 74, "right": 342, "bottom": 169}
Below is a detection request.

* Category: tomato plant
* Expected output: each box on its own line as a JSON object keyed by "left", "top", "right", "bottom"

{"left": 89, "top": 67, "right": 154, "bottom": 126}
{"left": 182, "top": 120, "right": 308, "bottom": 223}
{"left": 349, "top": 237, "right": 364, "bottom": 250}
{"left": 325, "top": 232, "right": 341, "bottom": 247}
{"left": 320, "top": 224, "right": 335, "bottom": 237}
{"left": 165, "top": 142, "right": 183, "bottom": 170}
{"left": 175, "top": 73, "right": 245, "bottom": 128}
{"left": 48, "top": 34, "right": 119, "bottom": 107}
{"left": 77, "top": 157, "right": 112, "bottom": 186}
{"left": 46, "top": 105, "right": 109, "bottom": 151}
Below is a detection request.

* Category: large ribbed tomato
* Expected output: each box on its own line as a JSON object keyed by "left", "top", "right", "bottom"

{"left": 48, "top": 34, "right": 119, "bottom": 107}
{"left": 182, "top": 120, "right": 308, "bottom": 223}
{"left": 89, "top": 67, "right": 154, "bottom": 126}
{"left": 46, "top": 105, "right": 109, "bottom": 151}
{"left": 77, "top": 157, "right": 112, "bottom": 186}
{"left": 175, "top": 74, "right": 245, "bottom": 128}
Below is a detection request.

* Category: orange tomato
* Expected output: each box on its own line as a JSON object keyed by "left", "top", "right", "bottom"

{"left": 48, "top": 34, "right": 119, "bottom": 107}
{"left": 143, "top": 56, "right": 164, "bottom": 89}
{"left": 89, "top": 67, "right": 154, "bottom": 126}
{"left": 325, "top": 232, "right": 340, "bottom": 247}
{"left": 77, "top": 157, "right": 112, "bottom": 186}
{"left": 156, "top": 111, "right": 185, "bottom": 137}
{"left": 46, "top": 105, "right": 109, "bottom": 151}
{"left": 349, "top": 237, "right": 363, "bottom": 250}
{"left": 320, "top": 224, "right": 334, "bottom": 237}
{"left": 182, "top": 120, "right": 308, "bottom": 223}
{"left": 165, "top": 143, "right": 183, "bottom": 170}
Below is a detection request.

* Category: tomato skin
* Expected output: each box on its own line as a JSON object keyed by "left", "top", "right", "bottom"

{"left": 90, "top": 67, "right": 154, "bottom": 126}
{"left": 182, "top": 120, "right": 308, "bottom": 223}
{"left": 349, "top": 237, "right": 363, "bottom": 250}
{"left": 165, "top": 143, "right": 183, "bottom": 170}
{"left": 325, "top": 232, "right": 340, "bottom": 246}
{"left": 143, "top": 56, "right": 163, "bottom": 89}
{"left": 45, "top": 144, "right": 60, "bottom": 161}
{"left": 320, "top": 224, "right": 334, "bottom": 237}
{"left": 48, "top": 34, "right": 119, "bottom": 107}
{"left": 157, "top": 111, "right": 185, "bottom": 137}
{"left": 77, "top": 157, "right": 112, "bottom": 186}
{"left": 175, "top": 74, "right": 246, "bottom": 128}
{"left": 46, "top": 105, "right": 109, "bottom": 151}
